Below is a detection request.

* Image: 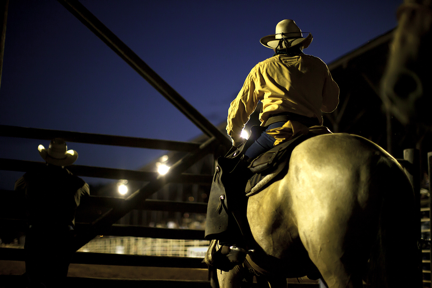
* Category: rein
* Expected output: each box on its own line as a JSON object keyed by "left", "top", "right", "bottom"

{"left": 397, "top": 1, "right": 432, "bottom": 20}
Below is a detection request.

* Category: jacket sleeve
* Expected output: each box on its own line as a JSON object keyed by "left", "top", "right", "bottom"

{"left": 14, "top": 176, "right": 27, "bottom": 192}
{"left": 80, "top": 183, "right": 90, "bottom": 197}
{"left": 226, "top": 70, "right": 259, "bottom": 145}
{"left": 321, "top": 65, "right": 340, "bottom": 113}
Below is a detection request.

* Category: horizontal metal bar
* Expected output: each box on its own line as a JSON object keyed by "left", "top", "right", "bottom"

{"left": 423, "top": 260, "right": 431, "bottom": 263}
{"left": 0, "top": 276, "right": 211, "bottom": 288}
{"left": 422, "top": 207, "right": 431, "bottom": 212}
{"left": 0, "top": 219, "right": 206, "bottom": 240}
{"left": 0, "top": 248, "right": 207, "bottom": 268}
{"left": 421, "top": 230, "right": 430, "bottom": 233}
{"left": 423, "top": 250, "right": 431, "bottom": 253}
{"left": 95, "top": 224, "right": 205, "bottom": 240}
{"left": 84, "top": 197, "right": 208, "bottom": 214}
{"left": 421, "top": 218, "right": 430, "bottom": 222}
{"left": 0, "top": 125, "right": 200, "bottom": 152}
{"left": 0, "top": 192, "right": 208, "bottom": 217}
{"left": 57, "top": 0, "right": 231, "bottom": 148}
{"left": 0, "top": 159, "right": 212, "bottom": 184}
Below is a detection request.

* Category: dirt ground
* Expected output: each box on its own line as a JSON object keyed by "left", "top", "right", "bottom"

{"left": 0, "top": 260, "right": 208, "bottom": 280}
{"left": 0, "top": 260, "right": 319, "bottom": 285}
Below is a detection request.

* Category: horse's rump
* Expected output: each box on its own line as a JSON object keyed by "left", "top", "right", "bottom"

{"left": 244, "top": 133, "right": 419, "bottom": 287}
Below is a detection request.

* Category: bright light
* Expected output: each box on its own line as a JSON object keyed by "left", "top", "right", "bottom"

{"left": 118, "top": 184, "right": 128, "bottom": 195}
{"left": 157, "top": 163, "right": 170, "bottom": 175}
{"left": 240, "top": 129, "right": 250, "bottom": 139}
{"left": 37, "top": 144, "right": 45, "bottom": 152}
{"left": 117, "top": 180, "right": 128, "bottom": 195}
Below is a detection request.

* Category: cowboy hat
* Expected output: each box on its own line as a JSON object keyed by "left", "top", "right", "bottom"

{"left": 260, "top": 19, "right": 313, "bottom": 50}
{"left": 38, "top": 138, "right": 78, "bottom": 166}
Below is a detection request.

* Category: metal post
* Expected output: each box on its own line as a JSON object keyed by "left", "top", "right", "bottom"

{"left": 404, "top": 148, "right": 422, "bottom": 285}
{"left": 0, "top": 0, "right": 9, "bottom": 90}
{"left": 404, "top": 149, "right": 421, "bottom": 237}
{"left": 57, "top": 0, "right": 230, "bottom": 148}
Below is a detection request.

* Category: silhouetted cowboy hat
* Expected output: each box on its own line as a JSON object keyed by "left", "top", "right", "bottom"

{"left": 260, "top": 19, "right": 313, "bottom": 49}
{"left": 38, "top": 138, "right": 78, "bottom": 166}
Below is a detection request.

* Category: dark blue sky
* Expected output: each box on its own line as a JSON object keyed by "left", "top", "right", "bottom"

{"left": 0, "top": 0, "right": 401, "bottom": 189}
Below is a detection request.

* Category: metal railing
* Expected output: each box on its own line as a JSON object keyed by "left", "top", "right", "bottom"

{"left": 0, "top": 0, "right": 230, "bottom": 252}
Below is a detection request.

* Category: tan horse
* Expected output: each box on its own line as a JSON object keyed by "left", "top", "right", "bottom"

{"left": 381, "top": 0, "right": 432, "bottom": 126}
{"left": 216, "top": 133, "right": 419, "bottom": 288}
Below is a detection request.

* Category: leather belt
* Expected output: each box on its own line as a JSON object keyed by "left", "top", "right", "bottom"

{"left": 263, "top": 113, "right": 320, "bottom": 127}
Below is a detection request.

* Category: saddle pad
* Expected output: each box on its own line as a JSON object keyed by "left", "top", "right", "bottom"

{"left": 245, "top": 126, "right": 332, "bottom": 197}
{"left": 245, "top": 161, "right": 287, "bottom": 197}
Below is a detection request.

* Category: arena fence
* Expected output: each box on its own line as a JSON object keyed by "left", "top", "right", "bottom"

{"left": 1, "top": 236, "right": 209, "bottom": 258}
{"left": 78, "top": 236, "right": 209, "bottom": 258}
{"left": 0, "top": 0, "right": 230, "bottom": 254}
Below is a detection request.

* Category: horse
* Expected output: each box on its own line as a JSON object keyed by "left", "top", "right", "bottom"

{"left": 213, "top": 133, "right": 420, "bottom": 288}
{"left": 381, "top": 0, "right": 432, "bottom": 126}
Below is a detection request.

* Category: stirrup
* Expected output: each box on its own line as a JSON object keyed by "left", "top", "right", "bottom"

{"left": 204, "top": 240, "right": 245, "bottom": 272}
{"left": 227, "top": 246, "right": 248, "bottom": 263}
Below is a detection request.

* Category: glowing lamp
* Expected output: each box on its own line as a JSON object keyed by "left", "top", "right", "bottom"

{"left": 157, "top": 163, "right": 170, "bottom": 175}
{"left": 118, "top": 183, "right": 128, "bottom": 195}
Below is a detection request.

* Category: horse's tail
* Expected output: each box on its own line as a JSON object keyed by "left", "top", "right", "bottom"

{"left": 366, "top": 154, "right": 421, "bottom": 288}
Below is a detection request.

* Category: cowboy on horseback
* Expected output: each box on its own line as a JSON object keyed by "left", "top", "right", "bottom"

{"left": 205, "top": 19, "right": 340, "bottom": 272}
{"left": 228, "top": 19, "right": 339, "bottom": 159}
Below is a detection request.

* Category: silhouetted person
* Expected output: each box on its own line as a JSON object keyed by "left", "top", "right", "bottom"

{"left": 15, "top": 138, "right": 89, "bottom": 288}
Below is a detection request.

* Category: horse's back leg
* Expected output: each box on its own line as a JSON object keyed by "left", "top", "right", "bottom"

{"left": 292, "top": 178, "right": 369, "bottom": 287}
{"left": 288, "top": 136, "right": 378, "bottom": 287}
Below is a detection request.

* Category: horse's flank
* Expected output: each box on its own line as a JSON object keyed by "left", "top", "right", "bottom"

{"left": 245, "top": 133, "right": 418, "bottom": 288}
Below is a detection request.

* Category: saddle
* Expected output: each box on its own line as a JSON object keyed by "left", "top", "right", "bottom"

{"left": 204, "top": 125, "right": 331, "bottom": 241}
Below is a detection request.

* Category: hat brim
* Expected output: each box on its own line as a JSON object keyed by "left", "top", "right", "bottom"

{"left": 260, "top": 33, "right": 313, "bottom": 50}
{"left": 38, "top": 146, "right": 78, "bottom": 166}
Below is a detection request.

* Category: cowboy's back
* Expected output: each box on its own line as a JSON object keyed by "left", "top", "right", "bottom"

{"left": 15, "top": 164, "right": 89, "bottom": 228}
{"left": 227, "top": 53, "right": 338, "bottom": 146}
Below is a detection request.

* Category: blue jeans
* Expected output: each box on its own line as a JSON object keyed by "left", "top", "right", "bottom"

{"left": 244, "top": 122, "right": 285, "bottom": 160}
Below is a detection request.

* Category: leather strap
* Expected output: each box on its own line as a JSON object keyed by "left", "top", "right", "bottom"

{"left": 263, "top": 112, "right": 320, "bottom": 127}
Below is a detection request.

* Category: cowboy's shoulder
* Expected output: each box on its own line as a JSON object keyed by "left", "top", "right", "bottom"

{"left": 23, "top": 165, "right": 50, "bottom": 179}
{"left": 259, "top": 55, "right": 281, "bottom": 66}
{"left": 250, "top": 56, "right": 282, "bottom": 73}
{"left": 64, "top": 168, "right": 87, "bottom": 185}
{"left": 301, "top": 54, "right": 329, "bottom": 67}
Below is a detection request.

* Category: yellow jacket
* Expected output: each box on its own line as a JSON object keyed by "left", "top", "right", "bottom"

{"left": 226, "top": 53, "right": 339, "bottom": 146}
